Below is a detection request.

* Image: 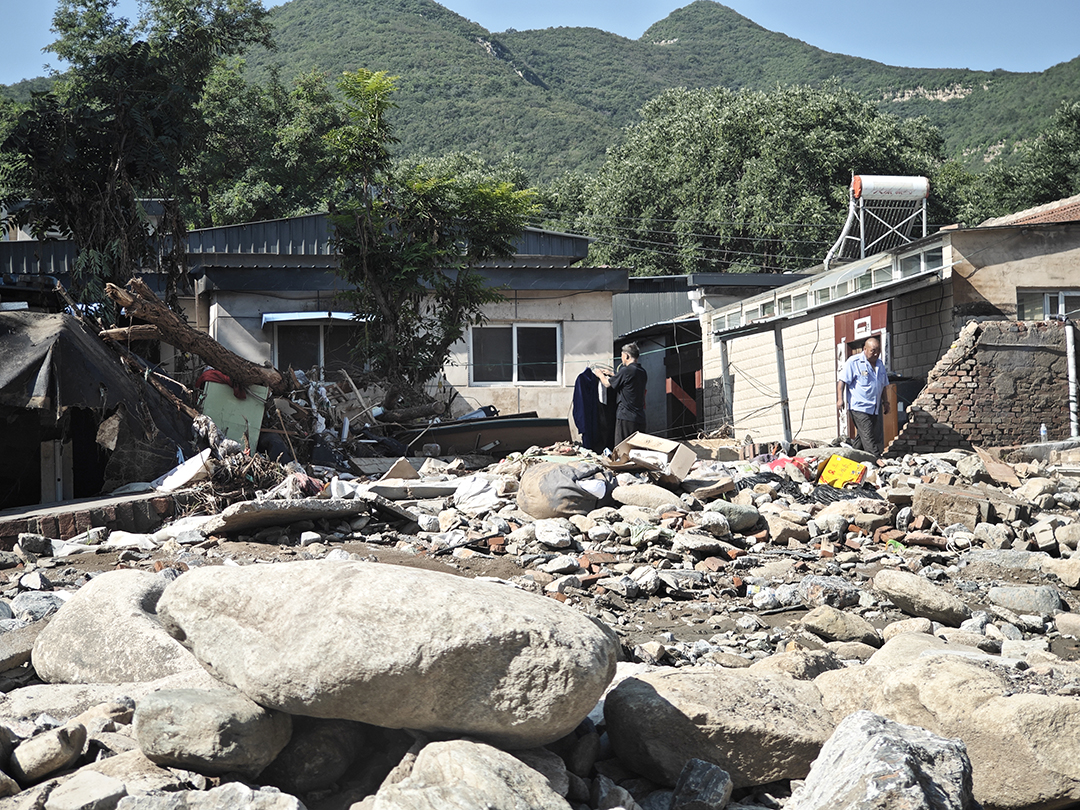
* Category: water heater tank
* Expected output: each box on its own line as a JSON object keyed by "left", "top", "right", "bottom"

{"left": 852, "top": 175, "right": 930, "bottom": 201}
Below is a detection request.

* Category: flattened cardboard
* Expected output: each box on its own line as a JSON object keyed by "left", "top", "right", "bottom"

{"left": 603, "top": 432, "right": 696, "bottom": 484}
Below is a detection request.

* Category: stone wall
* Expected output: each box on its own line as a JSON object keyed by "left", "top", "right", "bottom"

{"left": 886, "top": 320, "right": 1074, "bottom": 455}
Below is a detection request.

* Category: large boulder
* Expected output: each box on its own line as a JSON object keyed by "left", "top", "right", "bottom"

{"left": 603, "top": 668, "right": 834, "bottom": 788}
{"left": 873, "top": 568, "right": 972, "bottom": 626}
{"left": 157, "top": 560, "right": 618, "bottom": 749}
{"left": 788, "top": 710, "right": 975, "bottom": 810}
{"left": 815, "top": 656, "right": 1080, "bottom": 809}
{"left": 32, "top": 570, "right": 200, "bottom": 684}
{"left": 360, "top": 740, "right": 571, "bottom": 810}
{"left": 133, "top": 688, "right": 292, "bottom": 779}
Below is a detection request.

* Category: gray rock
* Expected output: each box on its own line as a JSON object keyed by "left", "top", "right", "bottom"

{"left": 115, "top": 782, "right": 305, "bottom": 809}
{"left": 815, "top": 656, "right": 1080, "bottom": 809}
{"left": 1055, "top": 612, "right": 1080, "bottom": 637}
{"left": 691, "top": 512, "right": 730, "bottom": 538}
{"left": 157, "top": 560, "right": 618, "bottom": 750}
{"left": 12, "top": 592, "right": 65, "bottom": 622}
{"left": 703, "top": 501, "right": 760, "bottom": 533}
{"left": 534, "top": 520, "right": 574, "bottom": 549}
{"left": 748, "top": 650, "right": 844, "bottom": 681}
{"left": 512, "top": 747, "right": 570, "bottom": 798}
{"left": 9, "top": 723, "right": 87, "bottom": 783}
{"left": 801, "top": 605, "right": 880, "bottom": 647}
{"left": 42, "top": 769, "right": 127, "bottom": 810}
{"left": 1056, "top": 523, "right": 1080, "bottom": 551}
{"left": 0, "top": 602, "right": 12, "bottom": 621}
{"left": 873, "top": 569, "right": 971, "bottom": 626}
{"left": 787, "top": 710, "right": 974, "bottom": 810}
{"left": 0, "top": 670, "right": 223, "bottom": 733}
{"left": 364, "top": 739, "right": 571, "bottom": 809}
{"left": 604, "top": 668, "right": 834, "bottom": 788}
{"left": 134, "top": 689, "right": 292, "bottom": 779}
{"left": 263, "top": 719, "right": 410, "bottom": 795}
{"left": 612, "top": 484, "right": 682, "bottom": 512}
{"left": 797, "top": 575, "right": 860, "bottom": 609}
{"left": 955, "top": 455, "right": 989, "bottom": 482}
{"left": 987, "top": 585, "right": 1063, "bottom": 616}
{"left": 670, "top": 758, "right": 733, "bottom": 810}
{"left": 32, "top": 570, "right": 199, "bottom": 684}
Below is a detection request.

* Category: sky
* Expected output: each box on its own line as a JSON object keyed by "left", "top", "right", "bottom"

{"left": 3, "top": 0, "right": 1079, "bottom": 86}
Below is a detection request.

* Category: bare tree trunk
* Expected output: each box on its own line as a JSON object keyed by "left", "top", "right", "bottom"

{"left": 105, "top": 277, "right": 292, "bottom": 395}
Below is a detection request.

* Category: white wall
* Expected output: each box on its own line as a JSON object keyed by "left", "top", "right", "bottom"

{"left": 445, "top": 290, "right": 614, "bottom": 418}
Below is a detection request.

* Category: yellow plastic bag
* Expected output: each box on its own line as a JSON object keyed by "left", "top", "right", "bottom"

{"left": 818, "top": 454, "right": 866, "bottom": 488}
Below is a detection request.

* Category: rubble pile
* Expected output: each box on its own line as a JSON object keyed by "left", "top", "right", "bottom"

{"left": 0, "top": 438, "right": 1079, "bottom": 810}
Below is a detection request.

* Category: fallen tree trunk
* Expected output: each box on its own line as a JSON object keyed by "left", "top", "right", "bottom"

{"left": 375, "top": 401, "right": 446, "bottom": 423}
{"left": 99, "top": 324, "right": 163, "bottom": 343}
{"left": 105, "top": 278, "right": 292, "bottom": 395}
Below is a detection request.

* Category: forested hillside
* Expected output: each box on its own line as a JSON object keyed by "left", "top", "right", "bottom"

{"left": 4, "top": 0, "right": 1078, "bottom": 182}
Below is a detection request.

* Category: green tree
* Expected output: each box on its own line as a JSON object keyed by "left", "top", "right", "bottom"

{"left": 0, "top": 0, "right": 272, "bottom": 310}
{"left": 973, "top": 101, "right": 1080, "bottom": 222}
{"left": 184, "top": 60, "right": 348, "bottom": 227}
{"left": 328, "top": 70, "right": 538, "bottom": 408}
{"left": 581, "top": 83, "right": 956, "bottom": 276}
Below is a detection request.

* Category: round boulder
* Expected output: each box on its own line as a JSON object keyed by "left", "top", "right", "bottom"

{"left": 32, "top": 570, "right": 200, "bottom": 684}
{"left": 157, "top": 560, "right": 619, "bottom": 749}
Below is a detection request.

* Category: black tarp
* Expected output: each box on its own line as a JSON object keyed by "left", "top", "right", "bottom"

{"left": 0, "top": 311, "right": 194, "bottom": 507}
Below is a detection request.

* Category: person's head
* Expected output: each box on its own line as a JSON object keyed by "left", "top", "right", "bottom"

{"left": 621, "top": 342, "right": 640, "bottom": 365}
{"left": 862, "top": 337, "right": 881, "bottom": 363}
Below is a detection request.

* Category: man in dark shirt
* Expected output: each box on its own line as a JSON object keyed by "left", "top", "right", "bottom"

{"left": 598, "top": 342, "right": 647, "bottom": 446}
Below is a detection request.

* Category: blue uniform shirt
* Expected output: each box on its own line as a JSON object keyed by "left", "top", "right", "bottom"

{"left": 840, "top": 353, "right": 888, "bottom": 415}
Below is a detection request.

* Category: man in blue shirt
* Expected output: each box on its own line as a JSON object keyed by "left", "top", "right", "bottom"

{"left": 836, "top": 336, "right": 890, "bottom": 456}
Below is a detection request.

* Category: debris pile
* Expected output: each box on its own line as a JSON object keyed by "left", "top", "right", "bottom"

{"left": 0, "top": 434, "right": 1079, "bottom": 809}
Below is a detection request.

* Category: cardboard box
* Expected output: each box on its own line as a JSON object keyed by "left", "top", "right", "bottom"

{"left": 603, "top": 432, "right": 697, "bottom": 484}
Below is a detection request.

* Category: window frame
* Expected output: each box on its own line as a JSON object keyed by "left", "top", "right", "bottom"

{"left": 273, "top": 321, "right": 363, "bottom": 381}
{"left": 1016, "top": 289, "right": 1080, "bottom": 321}
{"left": 468, "top": 322, "right": 563, "bottom": 386}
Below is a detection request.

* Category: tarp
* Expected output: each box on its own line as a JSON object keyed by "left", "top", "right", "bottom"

{"left": 0, "top": 310, "right": 192, "bottom": 450}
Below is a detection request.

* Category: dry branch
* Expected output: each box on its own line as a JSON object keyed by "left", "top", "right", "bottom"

{"left": 105, "top": 277, "right": 292, "bottom": 395}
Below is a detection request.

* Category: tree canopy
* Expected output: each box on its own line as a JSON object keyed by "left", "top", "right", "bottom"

{"left": 0, "top": 0, "right": 273, "bottom": 309}
{"left": 578, "top": 84, "right": 957, "bottom": 276}
{"left": 327, "top": 70, "right": 537, "bottom": 407}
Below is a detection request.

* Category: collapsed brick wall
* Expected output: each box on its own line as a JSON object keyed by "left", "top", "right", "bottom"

{"left": 886, "top": 320, "right": 1074, "bottom": 455}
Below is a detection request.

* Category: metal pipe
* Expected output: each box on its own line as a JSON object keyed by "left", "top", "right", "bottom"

{"left": 719, "top": 338, "right": 734, "bottom": 430}
{"left": 774, "top": 323, "right": 793, "bottom": 447}
{"left": 1067, "top": 320, "right": 1078, "bottom": 438}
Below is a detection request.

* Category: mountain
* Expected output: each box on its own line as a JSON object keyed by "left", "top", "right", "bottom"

{"left": 6, "top": 0, "right": 1080, "bottom": 182}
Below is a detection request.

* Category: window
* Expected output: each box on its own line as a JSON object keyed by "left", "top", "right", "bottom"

{"left": 1017, "top": 290, "right": 1080, "bottom": 321}
{"left": 778, "top": 296, "right": 792, "bottom": 315}
{"left": 792, "top": 293, "right": 808, "bottom": 312}
{"left": 471, "top": 323, "right": 560, "bottom": 384}
{"left": 274, "top": 321, "right": 362, "bottom": 380}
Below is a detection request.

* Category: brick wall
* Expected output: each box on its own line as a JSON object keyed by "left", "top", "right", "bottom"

{"left": 886, "top": 320, "right": 1074, "bottom": 455}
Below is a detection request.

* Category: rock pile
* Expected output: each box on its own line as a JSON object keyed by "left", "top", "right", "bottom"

{"left": 0, "top": 441, "right": 1078, "bottom": 809}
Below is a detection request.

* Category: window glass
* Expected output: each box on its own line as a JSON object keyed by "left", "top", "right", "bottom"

{"left": 857, "top": 272, "right": 872, "bottom": 291}
{"left": 816, "top": 288, "right": 831, "bottom": 305}
{"left": 323, "top": 322, "right": 359, "bottom": 373}
{"left": 517, "top": 326, "right": 558, "bottom": 382}
{"left": 1016, "top": 291, "right": 1045, "bottom": 320}
{"left": 873, "top": 264, "right": 893, "bottom": 285}
{"left": 924, "top": 248, "right": 944, "bottom": 269}
{"left": 472, "top": 326, "right": 514, "bottom": 382}
{"left": 792, "top": 293, "right": 807, "bottom": 311}
{"left": 900, "top": 254, "right": 922, "bottom": 278}
{"left": 277, "top": 325, "right": 320, "bottom": 375}
{"left": 1065, "top": 294, "right": 1080, "bottom": 319}
{"left": 778, "top": 296, "right": 792, "bottom": 315}
{"left": 761, "top": 301, "right": 775, "bottom": 318}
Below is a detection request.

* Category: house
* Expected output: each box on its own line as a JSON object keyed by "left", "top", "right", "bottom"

{"left": 183, "top": 214, "right": 628, "bottom": 420}
{"left": 612, "top": 273, "right": 808, "bottom": 439}
{"left": 701, "top": 194, "right": 1080, "bottom": 452}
